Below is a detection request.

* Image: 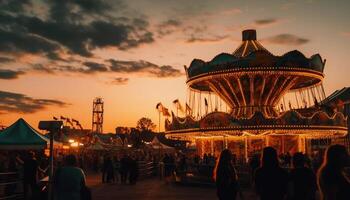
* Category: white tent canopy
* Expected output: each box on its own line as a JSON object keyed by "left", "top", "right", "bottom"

{"left": 150, "top": 136, "right": 174, "bottom": 150}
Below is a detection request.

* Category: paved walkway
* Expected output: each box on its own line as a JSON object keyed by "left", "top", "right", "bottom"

{"left": 86, "top": 173, "right": 257, "bottom": 200}
{"left": 91, "top": 180, "right": 216, "bottom": 200}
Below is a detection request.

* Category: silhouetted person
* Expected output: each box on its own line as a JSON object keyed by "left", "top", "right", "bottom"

{"left": 129, "top": 156, "right": 139, "bottom": 185}
{"left": 232, "top": 154, "right": 237, "bottom": 165}
{"left": 102, "top": 154, "right": 108, "bottom": 183}
{"left": 113, "top": 155, "right": 120, "bottom": 183}
{"left": 169, "top": 154, "right": 175, "bottom": 176}
{"left": 163, "top": 154, "right": 170, "bottom": 177}
{"left": 193, "top": 154, "right": 200, "bottom": 165}
{"left": 317, "top": 144, "right": 350, "bottom": 200}
{"left": 178, "top": 154, "right": 188, "bottom": 172}
{"left": 203, "top": 153, "right": 209, "bottom": 164}
{"left": 105, "top": 156, "right": 115, "bottom": 183}
{"left": 214, "top": 149, "right": 240, "bottom": 200}
{"left": 23, "top": 151, "right": 39, "bottom": 200}
{"left": 254, "top": 147, "right": 288, "bottom": 200}
{"left": 120, "top": 154, "right": 129, "bottom": 184}
{"left": 93, "top": 155, "right": 99, "bottom": 172}
{"left": 285, "top": 152, "right": 292, "bottom": 167}
{"left": 289, "top": 152, "right": 317, "bottom": 200}
{"left": 54, "top": 154, "right": 87, "bottom": 200}
{"left": 249, "top": 154, "right": 260, "bottom": 181}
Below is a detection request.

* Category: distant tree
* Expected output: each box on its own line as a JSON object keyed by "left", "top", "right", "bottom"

{"left": 136, "top": 117, "right": 156, "bottom": 132}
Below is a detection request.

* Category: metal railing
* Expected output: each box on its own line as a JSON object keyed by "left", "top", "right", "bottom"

{"left": 138, "top": 161, "right": 157, "bottom": 179}
{"left": 0, "top": 171, "right": 23, "bottom": 200}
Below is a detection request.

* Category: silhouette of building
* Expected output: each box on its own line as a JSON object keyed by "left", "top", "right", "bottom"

{"left": 321, "top": 87, "right": 350, "bottom": 151}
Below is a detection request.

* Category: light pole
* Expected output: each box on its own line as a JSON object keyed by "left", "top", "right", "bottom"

{"left": 158, "top": 110, "right": 161, "bottom": 133}
{"left": 38, "top": 120, "right": 63, "bottom": 200}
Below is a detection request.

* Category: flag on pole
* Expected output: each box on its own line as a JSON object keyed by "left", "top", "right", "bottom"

{"left": 156, "top": 102, "right": 170, "bottom": 117}
{"left": 173, "top": 99, "right": 184, "bottom": 113}
{"left": 77, "top": 123, "right": 83, "bottom": 130}
{"left": 156, "top": 102, "right": 163, "bottom": 111}
{"left": 162, "top": 107, "right": 171, "bottom": 117}
{"left": 66, "top": 118, "right": 74, "bottom": 127}
{"left": 53, "top": 116, "right": 58, "bottom": 120}
{"left": 60, "top": 116, "right": 66, "bottom": 120}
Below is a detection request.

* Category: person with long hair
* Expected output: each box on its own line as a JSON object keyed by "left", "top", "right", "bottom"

{"left": 317, "top": 144, "right": 350, "bottom": 200}
{"left": 254, "top": 147, "right": 288, "bottom": 200}
{"left": 213, "top": 149, "right": 240, "bottom": 200}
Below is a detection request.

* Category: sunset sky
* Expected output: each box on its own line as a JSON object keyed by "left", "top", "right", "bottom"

{"left": 0, "top": 0, "right": 349, "bottom": 133}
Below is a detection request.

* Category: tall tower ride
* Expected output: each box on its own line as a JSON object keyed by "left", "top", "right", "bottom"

{"left": 92, "top": 97, "right": 104, "bottom": 134}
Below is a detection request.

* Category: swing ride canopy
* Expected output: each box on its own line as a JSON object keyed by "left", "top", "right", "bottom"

{"left": 185, "top": 29, "right": 325, "bottom": 118}
{"left": 165, "top": 30, "right": 348, "bottom": 139}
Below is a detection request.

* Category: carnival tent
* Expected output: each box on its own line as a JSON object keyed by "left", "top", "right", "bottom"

{"left": 0, "top": 118, "right": 62, "bottom": 149}
{"left": 150, "top": 136, "right": 174, "bottom": 150}
{"left": 86, "top": 142, "right": 106, "bottom": 151}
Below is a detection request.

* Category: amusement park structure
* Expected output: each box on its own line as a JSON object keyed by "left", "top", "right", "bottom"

{"left": 92, "top": 97, "right": 104, "bottom": 134}
{"left": 164, "top": 30, "right": 349, "bottom": 160}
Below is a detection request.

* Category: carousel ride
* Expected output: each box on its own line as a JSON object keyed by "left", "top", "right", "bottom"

{"left": 165, "top": 30, "right": 348, "bottom": 159}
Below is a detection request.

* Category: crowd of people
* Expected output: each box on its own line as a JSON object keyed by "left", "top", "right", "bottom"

{"left": 214, "top": 144, "right": 350, "bottom": 200}
{"left": 99, "top": 153, "right": 139, "bottom": 185}
{"left": 0, "top": 144, "right": 349, "bottom": 200}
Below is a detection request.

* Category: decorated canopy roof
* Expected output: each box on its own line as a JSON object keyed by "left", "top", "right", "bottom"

{"left": 186, "top": 29, "right": 325, "bottom": 80}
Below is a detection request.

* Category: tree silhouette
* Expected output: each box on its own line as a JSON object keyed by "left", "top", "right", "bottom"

{"left": 136, "top": 117, "right": 156, "bottom": 131}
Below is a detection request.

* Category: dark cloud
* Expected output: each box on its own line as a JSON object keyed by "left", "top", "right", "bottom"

{"left": 110, "top": 77, "right": 129, "bottom": 85}
{"left": 263, "top": 34, "right": 309, "bottom": 45}
{"left": 0, "top": 0, "right": 31, "bottom": 13}
{"left": 0, "top": 57, "right": 14, "bottom": 63}
{"left": 157, "top": 21, "right": 219, "bottom": 43}
{"left": 156, "top": 18, "right": 212, "bottom": 42}
{"left": 83, "top": 61, "right": 108, "bottom": 73}
{"left": 31, "top": 59, "right": 183, "bottom": 78}
{"left": 182, "top": 25, "right": 216, "bottom": 42}
{"left": 31, "top": 64, "right": 56, "bottom": 74}
{"left": 0, "top": 0, "right": 154, "bottom": 58}
{"left": 47, "top": 0, "right": 115, "bottom": 23}
{"left": 162, "top": 19, "right": 182, "bottom": 27}
{"left": 255, "top": 19, "right": 278, "bottom": 25}
{"left": 250, "top": 18, "right": 284, "bottom": 28}
{"left": 186, "top": 35, "right": 228, "bottom": 43}
{"left": 108, "top": 59, "right": 183, "bottom": 78}
{"left": 0, "top": 28, "right": 61, "bottom": 56}
{"left": 31, "top": 63, "right": 106, "bottom": 75}
{"left": 157, "top": 19, "right": 182, "bottom": 36}
{"left": 0, "top": 90, "right": 68, "bottom": 114}
{"left": 0, "top": 69, "right": 25, "bottom": 79}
